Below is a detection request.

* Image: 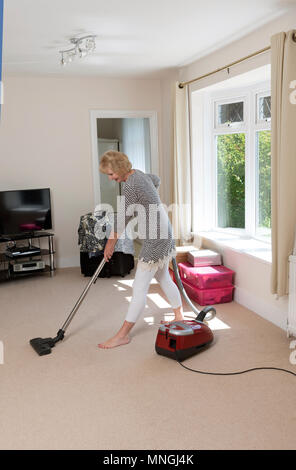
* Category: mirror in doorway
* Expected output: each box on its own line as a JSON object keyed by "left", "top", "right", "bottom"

{"left": 97, "top": 118, "right": 151, "bottom": 212}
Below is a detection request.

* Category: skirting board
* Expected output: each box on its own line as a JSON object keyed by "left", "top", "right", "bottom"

{"left": 234, "top": 286, "right": 288, "bottom": 331}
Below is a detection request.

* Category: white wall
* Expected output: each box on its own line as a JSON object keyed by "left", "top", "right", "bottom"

{"left": 0, "top": 75, "right": 162, "bottom": 267}
{"left": 175, "top": 11, "right": 296, "bottom": 330}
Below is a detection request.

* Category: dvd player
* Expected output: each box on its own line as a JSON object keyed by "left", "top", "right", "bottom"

{"left": 5, "top": 246, "right": 41, "bottom": 258}
{"left": 12, "top": 260, "right": 45, "bottom": 272}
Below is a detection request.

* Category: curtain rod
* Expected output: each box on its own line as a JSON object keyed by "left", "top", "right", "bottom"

{"left": 179, "top": 32, "right": 296, "bottom": 89}
{"left": 178, "top": 45, "right": 271, "bottom": 89}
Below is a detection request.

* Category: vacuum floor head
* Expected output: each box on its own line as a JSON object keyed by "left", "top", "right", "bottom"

{"left": 30, "top": 329, "right": 65, "bottom": 356}
{"left": 30, "top": 337, "right": 55, "bottom": 356}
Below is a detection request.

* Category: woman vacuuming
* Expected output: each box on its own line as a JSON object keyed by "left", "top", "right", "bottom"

{"left": 98, "top": 151, "right": 183, "bottom": 349}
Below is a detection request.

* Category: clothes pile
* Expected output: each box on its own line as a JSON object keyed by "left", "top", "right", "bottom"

{"left": 78, "top": 210, "right": 135, "bottom": 277}
{"left": 78, "top": 210, "right": 134, "bottom": 255}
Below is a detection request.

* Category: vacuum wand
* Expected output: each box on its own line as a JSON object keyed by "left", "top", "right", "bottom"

{"left": 171, "top": 257, "right": 216, "bottom": 323}
{"left": 61, "top": 258, "right": 106, "bottom": 332}
{"left": 30, "top": 258, "right": 107, "bottom": 356}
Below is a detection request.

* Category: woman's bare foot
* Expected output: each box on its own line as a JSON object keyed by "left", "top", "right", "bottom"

{"left": 98, "top": 335, "right": 131, "bottom": 349}
{"left": 98, "top": 321, "right": 134, "bottom": 349}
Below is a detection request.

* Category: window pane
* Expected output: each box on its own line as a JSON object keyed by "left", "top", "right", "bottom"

{"left": 256, "top": 130, "right": 271, "bottom": 239}
{"left": 258, "top": 96, "right": 271, "bottom": 120}
{"left": 218, "top": 101, "right": 244, "bottom": 125}
{"left": 217, "top": 134, "right": 245, "bottom": 229}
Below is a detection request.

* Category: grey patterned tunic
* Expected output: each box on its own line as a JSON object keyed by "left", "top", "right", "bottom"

{"left": 114, "top": 169, "right": 176, "bottom": 271}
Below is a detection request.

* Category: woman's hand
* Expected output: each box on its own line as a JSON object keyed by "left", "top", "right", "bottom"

{"left": 104, "top": 240, "right": 115, "bottom": 262}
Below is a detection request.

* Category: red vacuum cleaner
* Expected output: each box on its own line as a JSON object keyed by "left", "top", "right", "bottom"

{"left": 155, "top": 307, "right": 215, "bottom": 361}
{"left": 155, "top": 258, "right": 216, "bottom": 361}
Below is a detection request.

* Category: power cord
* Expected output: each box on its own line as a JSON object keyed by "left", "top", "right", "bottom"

{"left": 167, "top": 319, "right": 296, "bottom": 377}
{"left": 175, "top": 353, "right": 296, "bottom": 377}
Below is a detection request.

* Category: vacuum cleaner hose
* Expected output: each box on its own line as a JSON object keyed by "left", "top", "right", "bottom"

{"left": 171, "top": 257, "right": 216, "bottom": 323}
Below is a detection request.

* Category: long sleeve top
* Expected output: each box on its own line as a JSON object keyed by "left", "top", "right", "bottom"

{"left": 114, "top": 169, "right": 176, "bottom": 271}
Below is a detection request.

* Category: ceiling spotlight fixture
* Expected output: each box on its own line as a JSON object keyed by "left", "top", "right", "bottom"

{"left": 59, "top": 35, "right": 96, "bottom": 66}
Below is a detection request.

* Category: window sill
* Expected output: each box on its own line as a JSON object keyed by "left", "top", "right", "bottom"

{"left": 196, "top": 231, "right": 271, "bottom": 264}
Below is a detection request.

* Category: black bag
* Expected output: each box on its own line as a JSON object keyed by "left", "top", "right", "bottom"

{"left": 80, "top": 251, "right": 134, "bottom": 278}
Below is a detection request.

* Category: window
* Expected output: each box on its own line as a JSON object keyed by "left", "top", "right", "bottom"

{"left": 216, "top": 100, "right": 244, "bottom": 127}
{"left": 256, "top": 129, "right": 271, "bottom": 239}
{"left": 254, "top": 91, "right": 271, "bottom": 240}
{"left": 191, "top": 78, "right": 271, "bottom": 243}
{"left": 257, "top": 92, "right": 271, "bottom": 123}
{"left": 215, "top": 87, "right": 271, "bottom": 241}
{"left": 216, "top": 133, "right": 246, "bottom": 229}
{"left": 213, "top": 88, "right": 271, "bottom": 241}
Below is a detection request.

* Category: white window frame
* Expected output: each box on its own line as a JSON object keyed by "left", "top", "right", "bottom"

{"left": 254, "top": 91, "right": 271, "bottom": 242}
{"left": 212, "top": 93, "right": 248, "bottom": 236}
{"left": 215, "top": 96, "right": 246, "bottom": 131}
{"left": 192, "top": 80, "right": 271, "bottom": 242}
{"left": 256, "top": 91, "right": 271, "bottom": 126}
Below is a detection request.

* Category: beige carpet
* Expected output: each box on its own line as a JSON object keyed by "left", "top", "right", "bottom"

{"left": 0, "top": 265, "right": 295, "bottom": 450}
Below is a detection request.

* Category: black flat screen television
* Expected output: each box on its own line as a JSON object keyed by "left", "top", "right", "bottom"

{"left": 0, "top": 188, "right": 52, "bottom": 236}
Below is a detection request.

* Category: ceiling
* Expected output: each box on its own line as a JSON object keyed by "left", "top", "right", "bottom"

{"left": 2, "top": 0, "right": 295, "bottom": 78}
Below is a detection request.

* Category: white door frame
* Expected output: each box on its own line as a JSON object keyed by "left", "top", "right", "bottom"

{"left": 90, "top": 110, "right": 159, "bottom": 207}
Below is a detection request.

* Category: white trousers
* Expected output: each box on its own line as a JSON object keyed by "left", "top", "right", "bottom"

{"left": 125, "top": 262, "right": 182, "bottom": 323}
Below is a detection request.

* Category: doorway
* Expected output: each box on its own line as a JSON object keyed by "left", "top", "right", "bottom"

{"left": 90, "top": 110, "right": 158, "bottom": 210}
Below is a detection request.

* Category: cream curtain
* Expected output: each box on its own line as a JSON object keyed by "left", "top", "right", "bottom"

{"left": 172, "top": 83, "right": 193, "bottom": 245}
{"left": 271, "top": 30, "right": 296, "bottom": 296}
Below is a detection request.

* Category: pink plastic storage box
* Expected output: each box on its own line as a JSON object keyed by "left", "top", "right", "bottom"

{"left": 178, "top": 262, "right": 234, "bottom": 289}
{"left": 181, "top": 277, "right": 234, "bottom": 306}
{"left": 187, "top": 249, "right": 222, "bottom": 267}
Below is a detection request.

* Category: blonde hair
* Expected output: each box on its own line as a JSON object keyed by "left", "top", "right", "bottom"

{"left": 99, "top": 151, "right": 132, "bottom": 177}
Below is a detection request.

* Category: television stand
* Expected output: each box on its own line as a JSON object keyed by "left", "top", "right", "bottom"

{"left": 0, "top": 232, "right": 55, "bottom": 282}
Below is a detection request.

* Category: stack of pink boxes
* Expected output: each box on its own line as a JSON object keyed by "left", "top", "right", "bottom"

{"left": 174, "top": 249, "right": 235, "bottom": 306}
